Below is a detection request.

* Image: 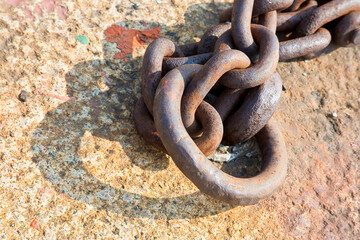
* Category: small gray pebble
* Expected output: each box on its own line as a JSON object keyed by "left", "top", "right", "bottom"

{"left": 18, "top": 90, "right": 28, "bottom": 102}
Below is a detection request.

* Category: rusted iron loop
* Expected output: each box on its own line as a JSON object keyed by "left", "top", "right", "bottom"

{"left": 333, "top": 11, "right": 360, "bottom": 47}
{"left": 286, "top": 0, "right": 309, "bottom": 12}
{"left": 219, "top": 0, "right": 294, "bottom": 22}
{"left": 141, "top": 38, "right": 184, "bottom": 114}
{"left": 277, "top": 0, "right": 318, "bottom": 32}
{"left": 294, "top": 0, "right": 360, "bottom": 37}
{"left": 162, "top": 53, "right": 213, "bottom": 74}
{"left": 212, "top": 88, "right": 247, "bottom": 121}
{"left": 252, "top": 0, "right": 294, "bottom": 16}
{"left": 162, "top": 23, "right": 232, "bottom": 75}
{"left": 154, "top": 73, "right": 288, "bottom": 205}
{"left": 154, "top": 63, "right": 287, "bottom": 205}
{"left": 279, "top": 28, "right": 331, "bottom": 61}
{"left": 135, "top": 65, "right": 224, "bottom": 157}
{"left": 133, "top": 97, "right": 167, "bottom": 152}
{"left": 259, "top": 10, "right": 277, "bottom": 33}
{"left": 181, "top": 50, "right": 251, "bottom": 136}
{"left": 223, "top": 72, "right": 283, "bottom": 144}
{"left": 133, "top": 0, "right": 360, "bottom": 206}
{"left": 219, "top": 24, "right": 279, "bottom": 90}
{"left": 178, "top": 42, "right": 199, "bottom": 56}
{"left": 213, "top": 29, "right": 234, "bottom": 53}
{"left": 231, "top": 0, "right": 258, "bottom": 56}
{"left": 197, "top": 23, "right": 231, "bottom": 54}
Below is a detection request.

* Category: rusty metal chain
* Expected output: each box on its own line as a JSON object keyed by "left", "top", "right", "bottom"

{"left": 133, "top": 0, "right": 360, "bottom": 205}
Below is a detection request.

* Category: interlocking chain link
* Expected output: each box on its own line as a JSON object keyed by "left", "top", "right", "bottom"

{"left": 133, "top": 0, "right": 360, "bottom": 205}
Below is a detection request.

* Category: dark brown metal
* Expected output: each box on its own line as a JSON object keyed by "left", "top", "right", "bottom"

{"left": 181, "top": 50, "right": 251, "bottom": 135}
{"left": 259, "top": 10, "right": 277, "bottom": 33}
{"left": 155, "top": 64, "right": 223, "bottom": 156}
{"left": 153, "top": 78, "right": 288, "bottom": 204}
{"left": 277, "top": 1, "right": 318, "bottom": 32}
{"left": 279, "top": 28, "right": 331, "bottom": 61}
{"left": 231, "top": 0, "right": 257, "bottom": 56}
{"left": 224, "top": 72, "right": 283, "bottom": 144}
{"left": 286, "top": 0, "right": 309, "bottom": 12}
{"left": 294, "top": 0, "right": 360, "bottom": 37}
{"left": 219, "top": 24, "right": 279, "bottom": 90}
{"left": 197, "top": 23, "right": 231, "bottom": 54}
{"left": 179, "top": 42, "right": 199, "bottom": 56}
{"left": 219, "top": 0, "right": 294, "bottom": 22}
{"left": 134, "top": 0, "right": 360, "bottom": 206}
{"left": 333, "top": 11, "right": 360, "bottom": 47}
{"left": 252, "top": 0, "right": 294, "bottom": 16}
{"left": 135, "top": 65, "right": 225, "bottom": 157}
{"left": 133, "top": 97, "right": 167, "bottom": 152}
{"left": 141, "top": 38, "right": 183, "bottom": 114}
{"left": 213, "top": 29, "right": 234, "bottom": 53}
{"left": 219, "top": 7, "right": 233, "bottom": 23}
{"left": 212, "top": 88, "right": 247, "bottom": 121}
{"left": 162, "top": 53, "right": 213, "bottom": 73}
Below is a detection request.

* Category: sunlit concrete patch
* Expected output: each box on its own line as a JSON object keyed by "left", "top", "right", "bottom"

{"left": 0, "top": 0, "right": 359, "bottom": 238}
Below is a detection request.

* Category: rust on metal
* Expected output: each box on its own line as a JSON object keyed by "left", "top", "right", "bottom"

{"left": 219, "top": 0, "right": 294, "bottom": 22}
{"left": 153, "top": 67, "right": 287, "bottom": 205}
{"left": 279, "top": 28, "right": 331, "bottom": 61}
{"left": 287, "top": 0, "right": 309, "bottom": 12}
{"left": 259, "top": 10, "right": 277, "bottom": 33}
{"left": 133, "top": 0, "right": 359, "bottom": 206}
{"left": 162, "top": 53, "right": 213, "bottom": 73}
{"left": 333, "top": 11, "right": 360, "bottom": 47}
{"left": 224, "top": 72, "right": 282, "bottom": 144}
{"left": 141, "top": 38, "right": 183, "bottom": 114}
{"left": 181, "top": 50, "right": 250, "bottom": 135}
{"left": 294, "top": 0, "right": 360, "bottom": 37}
{"left": 277, "top": 1, "right": 318, "bottom": 32}
{"left": 231, "top": 0, "right": 257, "bottom": 56}
{"left": 197, "top": 23, "right": 231, "bottom": 54}
{"left": 220, "top": 24, "right": 279, "bottom": 89}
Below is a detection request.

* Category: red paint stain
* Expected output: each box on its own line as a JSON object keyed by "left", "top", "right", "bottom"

{"left": 41, "top": 0, "right": 56, "bottom": 12}
{"left": 42, "top": 92, "right": 76, "bottom": 101}
{"left": 104, "top": 24, "right": 160, "bottom": 59}
{"left": 5, "top": 0, "right": 67, "bottom": 20}
{"left": 101, "top": 70, "right": 113, "bottom": 83}
{"left": 56, "top": 5, "right": 67, "bottom": 20}
{"left": 34, "top": 5, "right": 43, "bottom": 16}
{"left": 21, "top": 6, "right": 34, "bottom": 19}
{"left": 40, "top": 187, "right": 53, "bottom": 195}
{"left": 30, "top": 219, "right": 39, "bottom": 229}
{"left": 59, "top": 193, "right": 66, "bottom": 198}
{"left": 6, "top": 0, "right": 26, "bottom": 7}
{"left": 34, "top": 79, "right": 76, "bottom": 102}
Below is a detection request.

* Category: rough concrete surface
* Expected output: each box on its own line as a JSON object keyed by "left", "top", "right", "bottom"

{"left": 0, "top": 0, "right": 359, "bottom": 239}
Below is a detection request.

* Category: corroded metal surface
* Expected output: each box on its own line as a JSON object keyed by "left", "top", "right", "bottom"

{"left": 134, "top": 0, "right": 360, "bottom": 206}
{"left": 153, "top": 68, "right": 287, "bottom": 205}
{"left": 224, "top": 72, "right": 282, "bottom": 144}
{"left": 1, "top": 0, "right": 360, "bottom": 238}
{"left": 181, "top": 50, "right": 251, "bottom": 135}
{"left": 279, "top": 28, "right": 332, "bottom": 61}
{"left": 219, "top": 24, "right": 279, "bottom": 89}
{"left": 333, "top": 11, "right": 360, "bottom": 47}
{"left": 294, "top": 0, "right": 360, "bottom": 37}
{"left": 231, "top": 0, "right": 257, "bottom": 56}
{"left": 277, "top": 1, "right": 318, "bottom": 32}
{"left": 141, "top": 38, "right": 183, "bottom": 114}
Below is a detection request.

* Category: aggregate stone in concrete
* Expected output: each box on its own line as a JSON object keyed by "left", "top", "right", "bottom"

{"left": 0, "top": 0, "right": 359, "bottom": 239}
